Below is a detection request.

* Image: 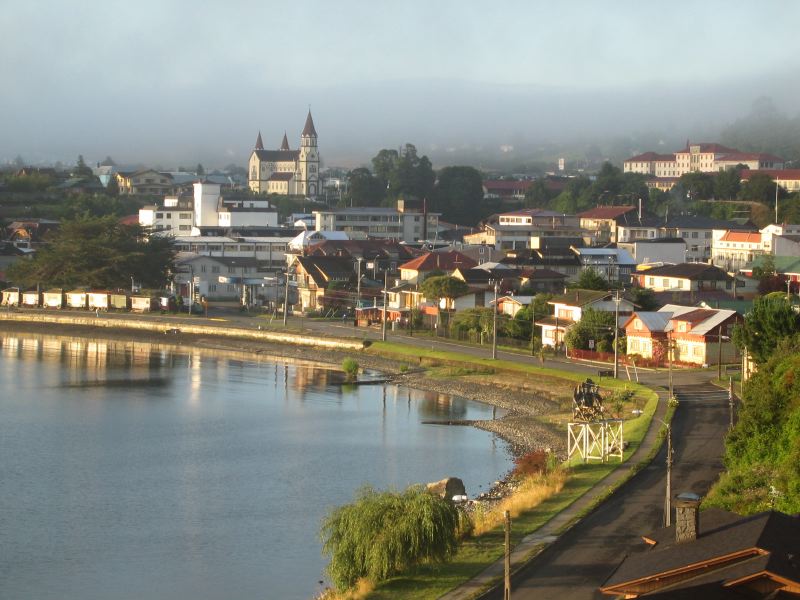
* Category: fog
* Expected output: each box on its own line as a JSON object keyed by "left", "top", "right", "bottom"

{"left": 2, "top": 1, "right": 799, "bottom": 170}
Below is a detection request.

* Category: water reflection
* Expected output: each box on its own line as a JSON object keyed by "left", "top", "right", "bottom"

{"left": 0, "top": 333, "right": 512, "bottom": 600}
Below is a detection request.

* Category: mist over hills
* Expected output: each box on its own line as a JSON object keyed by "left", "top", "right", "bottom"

{"left": 4, "top": 66, "right": 800, "bottom": 171}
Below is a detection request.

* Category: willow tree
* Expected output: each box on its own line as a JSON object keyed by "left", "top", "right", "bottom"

{"left": 320, "top": 485, "right": 461, "bottom": 591}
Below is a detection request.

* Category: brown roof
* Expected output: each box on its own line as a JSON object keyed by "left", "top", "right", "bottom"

{"left": 720, "top": 231, "right": 761, "bottom": 244}
{"left": 302, "top": 110, "right": 317, "bottom": 137}
{"left": 268, "top": 172, "right": 294, "bottom": 182}
{"left": 741, "top": 168, "right": 800, "bottom": 180}
{"left": 638, "top": 263, "right": 733, "bottom": 281}
{"left": 255, "top": 149, "right": 299, "bottom": 162}
{"left": 717, "top": 152, "right": 784, "bottom": 163}
{"left": 625, "top": 152, "right": 676, "bottom": 162}
{"left": 399, "top": 251, "right": 477, "bottom": 273}
{"left": 577, "top": 205, "right": 637, "bottom": 219}
{"left": 602, "top": 510, "right": 800, "bottom": 596}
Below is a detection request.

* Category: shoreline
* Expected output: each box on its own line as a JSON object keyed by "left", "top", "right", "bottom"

{"left": 0, "top": 318, "right": 567, "bottom": 458}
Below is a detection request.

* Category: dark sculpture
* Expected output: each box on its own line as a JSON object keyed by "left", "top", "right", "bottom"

{"left": 572, "top": 378, "right": 604, "bottom": 421}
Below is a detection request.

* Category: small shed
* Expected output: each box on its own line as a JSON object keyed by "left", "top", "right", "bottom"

{"left": 1, "top": 287, "right": 21, "bottom": 306}
{"left": 22, "top": 290, "right": 41, "bottom": 307}
{"left": 66, "top": 289, "right": 88, "bottom": 309}
{"left": 131, "top": 295, "right": 158, "bottom": 312}
{"left": 109, "top": 292, "right": 130, "bottom": 310}
{"left": 43, "top": 289, "right": 65, "bottom": 309}
{"left": 87, "top": 291, "right": 111, "bottom": 311}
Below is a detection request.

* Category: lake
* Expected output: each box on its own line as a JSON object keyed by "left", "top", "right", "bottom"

{"left": 0, "top": 334, "right": 512, "bottom": 600}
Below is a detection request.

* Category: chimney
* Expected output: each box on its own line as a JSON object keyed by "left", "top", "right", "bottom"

{"left": 674, "top": 492, "right": 702, "bottom": 543}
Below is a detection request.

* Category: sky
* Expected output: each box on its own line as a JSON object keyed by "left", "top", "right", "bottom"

{"left": 2, "top": 0, "right": 800, "bottom": 168}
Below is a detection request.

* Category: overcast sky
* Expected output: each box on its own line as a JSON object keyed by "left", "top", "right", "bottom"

{"left": 2, "top": 1, "right": 800, "bottom": 168}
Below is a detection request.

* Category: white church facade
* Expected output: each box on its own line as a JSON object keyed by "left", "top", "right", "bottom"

{"left": 248, "top": 111, "right": 320, "bottom": 199}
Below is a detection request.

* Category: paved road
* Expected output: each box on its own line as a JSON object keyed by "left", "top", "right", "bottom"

{"left": 476, "top": 383, "right": 730, "bottom": 600}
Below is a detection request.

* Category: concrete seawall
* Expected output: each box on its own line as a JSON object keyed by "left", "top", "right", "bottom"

{"left": 0, "top": 312, "right": 367, "bottom": 351}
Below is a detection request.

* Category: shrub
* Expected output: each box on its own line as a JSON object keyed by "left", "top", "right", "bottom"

{"left": 320, "top": 486, "right": 461, "bottom": 591}
{"left": 342, "top": 358, "right": 359, "bottom": 381}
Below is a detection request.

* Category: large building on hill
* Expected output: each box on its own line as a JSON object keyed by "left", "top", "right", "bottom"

{"left": 623, "top": 143, "right": 785, "bottom": 190}
{"left": 248, "top": 111, "right": 320, "bottom": 198}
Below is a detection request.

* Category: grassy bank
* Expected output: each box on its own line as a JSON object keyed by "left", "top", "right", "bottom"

{"left": 351, "top": 343, "right": 660, "bottom": 600}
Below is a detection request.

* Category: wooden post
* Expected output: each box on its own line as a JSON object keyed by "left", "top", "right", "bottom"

{"left": 504, "top": 510, "right": 511, "bottom": 600}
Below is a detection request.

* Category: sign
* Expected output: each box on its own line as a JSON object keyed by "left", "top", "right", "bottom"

{"left": 218, "top": 276, "right": 241, "bottom": 284}
{"left": 588, "top": 339, "right": 595, "bottom": 349}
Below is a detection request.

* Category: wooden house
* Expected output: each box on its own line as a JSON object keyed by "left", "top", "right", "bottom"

{"left": 87, "top": 291, "right": 111, "bottom": 311}
{"left": 1, "top": 287, "right": 21, "bottom": 306}
{"left": 21, "top": 290, "right": 40, "bottom": 307}
{"left": 66, "top": 289, "right": 88, "bottom": 309}
{"left": 131, "top": 295, "right": 158, "bottom": 312}
{"left": 43, "top": 289, "right": 64, "bottom": 309}
{"left": 109, "top": 292, "right": 130, "bottom": 310}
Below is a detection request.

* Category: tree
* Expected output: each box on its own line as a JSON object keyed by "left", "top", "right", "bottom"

{"left": 371, "top": 144, "right": 435, "bottom": 201}
{"left": 626, "top": 287, "right": 658, "bottom": 311}
{"left": 524, "top": 179, "right": 556, "bottom": 209}
{"left": 432, "top": 166, "right": 485, "bottom": 225}
{"left": 739, "top": 172, "right": 781, "bottom": 204}
{"left": 713, "top": 167, "right": 742, "bottom": 200}
{"left": 320, "top": 485, "right": 461, "bottom": 591}
{"left": 346, "top": 167, "right": 384, "bottom": 207}
{"left": 196, "top": 163, "right": 205, "bottom": 176}
{"left": 73, "top": 155, "right": 93, "bottom": 179}
{"left": 421, "top": 275, "right": 469, "bottom": 307}
{"left": 571, "top": 268, "right": 609, "bottom": 291}
{"left": 732, "top": 294, "right": 800, "bottom": 364}
{"left": 676, "top": 172, "right": 714, "bottom": 200}
{"left": 7, "top": 215, "right": 175, "bottom": 290}
{"left": 565, "top": 308, "right": 616, "bottom": 352}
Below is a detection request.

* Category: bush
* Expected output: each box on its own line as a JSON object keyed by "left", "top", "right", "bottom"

{"left": 320, "top": 486, "right": 461, "bottom": 591}
{"left": 342, "top": 358, "right": 359, "bottom": 381}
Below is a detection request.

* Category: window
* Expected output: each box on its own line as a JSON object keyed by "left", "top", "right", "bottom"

{"left": 200, "top": 265, "right": 207, "bottom": 273}
{"left": 692, "top": 232, "right": 698, "bottom": 238}
{"left": 211, "top": 266, "right": 220, "bottom": 273}
{"left": 663, "top": 278, "right": 669, "bottom": 287}
{"left": 228, "top": 267, "right": 236, "bottom": 273}
{"left": 156, "top": 213, "right": 163, "bottom": 219}
{"left": 634, "top": 319, "right": 642, "bottom": 331}
{"left": 210, "top": 284, "right": 217, "bottom": 292}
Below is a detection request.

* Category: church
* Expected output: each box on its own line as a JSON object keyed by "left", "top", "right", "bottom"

{"left": 248, "top": 110, "right": 320, "bottom": 199}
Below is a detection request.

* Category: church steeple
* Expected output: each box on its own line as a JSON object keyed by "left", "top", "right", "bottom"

{"left": 301, "top": 110, "right": 317, "bottom": 137}
{"left": 280, "top": 132, "right": 290, "bottom": 151}
{"left": 255, "top": 131, "right": 264, "bottom": 150}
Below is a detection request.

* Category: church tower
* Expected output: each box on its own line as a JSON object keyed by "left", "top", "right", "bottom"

{"left": 298, "top": 110, "right": 320, "bottom": 198}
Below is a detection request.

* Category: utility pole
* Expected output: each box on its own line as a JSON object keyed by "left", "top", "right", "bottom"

{"left": 613, "top": 289, "right": 621, "bottom": 379}
{"left": 717, "top": 325, "right": 723, "bottom": 381}
{"left": 665, "top": 421, "right": 673, "bottom": 527}
{"left": 283, "top": 266, "right": 290, "bottom": 326}
{"left": 728, "top": 376, "right": 735, "bottom": 431}
{"left": 530, "top": 297, "right": 536, "bottom": 357}
{"left": 491, "top": 280, "right": 499, "bottom": 358}
{"left": 381, "top": 270, "right": 388, "bottom": 342}
{"left": 504, "top": 510, "right": 511, "bottom": 600}
{"left": 668, "top": 331, "right": 674, "bottom": 400}
{"left": 356, "top": 257, "right": 363, "bottom": 321}
{"left": 775, "top": 180, "right": 779, "bottom": 224}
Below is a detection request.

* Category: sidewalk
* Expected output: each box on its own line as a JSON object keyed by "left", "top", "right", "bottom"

{"left": 439, "top": 389, "right": 671, "bottom": 600}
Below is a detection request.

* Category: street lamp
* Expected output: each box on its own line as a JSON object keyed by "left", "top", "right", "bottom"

{"left": 130, "top": 276, "right": 135, "bottom": 293}
{"left": 668, "top": 330, "right": 674, "bottom": 400}
{"left": 381, "top": 270, "right": 388, "bottom": 342}
{"left": 612, "top": 289, "right": 621, "bottom": 379}
{"left": 356, "top": 257, "right": 363, "bottom": 319}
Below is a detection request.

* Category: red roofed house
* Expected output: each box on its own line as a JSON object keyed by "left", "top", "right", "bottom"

{"left": 398, "top": 251, "right": 477, "bottom": 285}
{"left": 712, "top": 231, "right": 765, "bottom": 271}
{"left": 624, "top": 304, "right": 741, "bottom": 367}
{"left": 715, "top": 152, "right": 785, "bottom": 171}
{"left": 482, "top": 180, "right": 534, "bottom": 200}
{"left": 577, "top": 205, "right": 638, "bottom": 244}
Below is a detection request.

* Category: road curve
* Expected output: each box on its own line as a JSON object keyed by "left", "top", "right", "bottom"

{"left": 475, "top": 383, "right": 730, "bottom": 600}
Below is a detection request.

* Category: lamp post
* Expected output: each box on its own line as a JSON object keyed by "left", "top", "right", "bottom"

{"left": 130, "top": 276, "right": 135, "bottom": 294}
{"left": 283, "top": 266, "right": 290, "bottom": 326}
{"left": 668, "top": 330, "right": 674, "bottom": 401}
{"left": 530, "top": 297, "right": 537, "bottom": 357}
{"left": 356, "top": 257, "right": 363, "bottom": 320}
{"left": 653, "top": 416, "right": 673, "bottom": 527}
{"left": 381, "top": 270, "right": 388, "bottom": 342}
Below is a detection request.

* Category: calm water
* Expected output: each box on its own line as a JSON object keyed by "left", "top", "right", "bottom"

{"left": 0, "top": 334, "right": 512, "bottom": 600}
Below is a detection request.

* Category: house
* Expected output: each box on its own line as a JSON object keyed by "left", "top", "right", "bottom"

{"left": 66, "top": 289, "right": 88, "bottom": 309}
{"left": 5, "top": 219, "right": 60, "bottom": 249}
{"left": 624, "top": 304, "right": 740, "bottom": 366}
{"left": 0, "top": 241, "right": 33, "bottom": 281}
{"left": 463, "top": 209, "right": 585, "bottom": 250}
{"left": 116, "top": 169, "right": 174, "bottom": 195}
{"left": 289, "top": 230, "right": 349, "bottom": 253}
{"left": 42, "top": 289, "right": 64, "bottom": 309}
{"left": 501, "top": 246, "right": 582, "bottom": 282}
{"left": 539, "top": 290, "right": 634, "bottom": 348}
{"left": 633, "top": 263, "right": 735, "bottom": 295}
{"left": 293, "top": 256, "right": 355, "bottom": 312}
{"left": 174, "top": 255, "right": 266, "bottom": 304}
{"left": 661, "top": 216, "right": 751, "bottom": 263}
{"left": 743, "top": 255, "right": 800, "bottom": 285}
{"left": 577, "top": 205, "right": 638, "bottom": 244}
{"left": 519, "top": 268, "right": 568, "bottom": 294}
{"left": 398, "top": 251, "right": 476, "bottom": 285}
{"left": 618, "top": 238, "right": 687, "bottom": 267}
{"left": 572, "top": 247, "right": 637, "bottom": 284}
{"left": 741, "top": 168, "right": 800, "bottom": 193}
{"left": 600, "top": 498, "right": 800, "bottom": 598}
{"left": 482, "top": 179, "right": 534, "bottom": 200}
{"left": 496, "top": 295, "right": 534, "bottom": 317}
{"left": 313, "top": 199, "right": 440, "bottom": 243}
{"left": 616, "top": 216, "right": 663, "bottom": 243}
{"left": 1, "top": 287, "right": 21, "bottom": 306}
{"left": 712, "top": 231, "right": 764, "bottom": 272}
